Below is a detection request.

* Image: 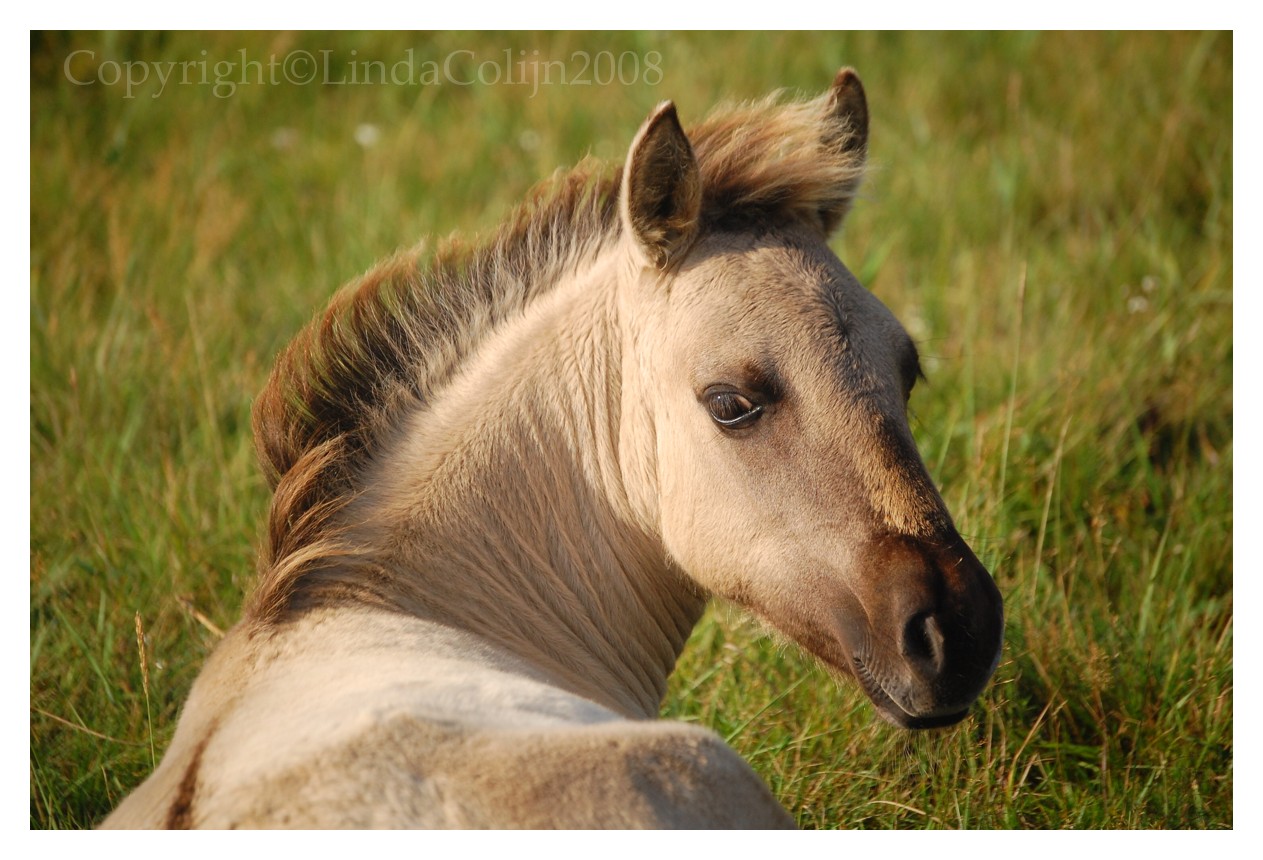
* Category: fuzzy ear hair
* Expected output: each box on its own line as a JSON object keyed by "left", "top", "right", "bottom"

{"left": 620, "top": 102, "right": 702, "bottom": 269}
{"left": 819, "top": 67, "right": 869, "bottom": 235}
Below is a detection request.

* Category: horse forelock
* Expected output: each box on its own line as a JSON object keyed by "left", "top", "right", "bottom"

{"left": 248, "top": 90, "right": 867, "bottom": 623}
{"left": 692, "top": 93, "right": 867, "bottom": 232}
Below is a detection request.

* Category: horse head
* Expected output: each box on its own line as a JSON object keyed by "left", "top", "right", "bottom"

{"left": 616, "top": 70, "right": 1004, "bottom": 728}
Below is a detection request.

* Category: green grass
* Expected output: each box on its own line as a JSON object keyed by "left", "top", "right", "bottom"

{"left": 30, "top": 31, "right": 1231, "bottom": 828}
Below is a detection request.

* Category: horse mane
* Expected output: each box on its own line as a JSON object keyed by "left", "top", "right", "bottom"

{"left": 247, "top": 90, "right": 867, "bottom": 623}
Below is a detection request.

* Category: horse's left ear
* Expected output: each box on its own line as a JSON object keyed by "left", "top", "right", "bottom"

{"left": 621, "top": 101, "right": 702, "bottom": 270}
{"left": 820, "top": 67, "right": 869, "bottom": 235}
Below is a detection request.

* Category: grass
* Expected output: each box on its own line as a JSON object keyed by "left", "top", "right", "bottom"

{"left": 30, "top": 31, "right": 1232, "bottom": 829}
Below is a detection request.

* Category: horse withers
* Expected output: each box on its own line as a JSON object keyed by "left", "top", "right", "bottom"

{"left": 104, "top": 68, "right": 1003, "bottom": 829}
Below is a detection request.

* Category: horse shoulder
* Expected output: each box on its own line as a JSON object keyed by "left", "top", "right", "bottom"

{"left": 192, "top": 714, "right": 793, "bottom": 829}
{"left": 447, "top": 720, "right": 797, "bottom": 828}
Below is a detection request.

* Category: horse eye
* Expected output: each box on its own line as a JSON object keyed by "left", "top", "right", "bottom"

{"left": 704, "top": 388, "right": 764, "bottom": 430}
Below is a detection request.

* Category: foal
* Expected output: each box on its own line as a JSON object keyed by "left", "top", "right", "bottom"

{"left": 104, "top": 68, "right": 1003, "bottom": 829}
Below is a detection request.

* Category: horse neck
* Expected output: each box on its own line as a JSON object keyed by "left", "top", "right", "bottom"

{"left": 341, "top": 252, "right": 705, "bottom": 718}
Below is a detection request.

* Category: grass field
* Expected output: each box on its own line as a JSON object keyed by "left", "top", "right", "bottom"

{"left": 30, "top": 31, "right": 1232, "bottom": 829}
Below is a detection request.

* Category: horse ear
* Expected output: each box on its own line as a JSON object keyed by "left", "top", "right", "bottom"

{"left": 820, "top": 67, "right": 869, "bottom": 235}
{"left": 621, "top": 101, "right": 702, "bottom": 269}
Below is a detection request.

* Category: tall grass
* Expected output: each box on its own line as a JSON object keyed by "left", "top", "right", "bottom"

{"left": 30, "top": 31, "right": 1231, "bottom": 828}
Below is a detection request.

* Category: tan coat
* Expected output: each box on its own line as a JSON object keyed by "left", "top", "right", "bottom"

{"left": 104, "top": 69, "right": 1002, "bottom": 829}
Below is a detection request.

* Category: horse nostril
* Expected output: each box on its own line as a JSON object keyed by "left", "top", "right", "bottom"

{"left": 901, "top": 612, "right": 946, "bottom": 676}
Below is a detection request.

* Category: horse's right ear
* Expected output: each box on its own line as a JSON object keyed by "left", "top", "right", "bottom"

{"left": 621, "top": 102, "right": 702, "bottom": 270}
{"left": 819, "top": 68, "right": 869, "bottom": 234}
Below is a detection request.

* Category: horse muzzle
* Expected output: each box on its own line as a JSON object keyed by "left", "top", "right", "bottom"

{"left": 842, "top": 532, "right": 1005, "bottom": 728}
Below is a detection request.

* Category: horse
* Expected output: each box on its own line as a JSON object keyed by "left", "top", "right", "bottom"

{"left": 103, "top": 68, "right": 1004, "bottom": 829}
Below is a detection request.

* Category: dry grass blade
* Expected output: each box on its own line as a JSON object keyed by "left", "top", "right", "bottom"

{"left": 30, "top": 706, "right": 144, "bottom": 747}
{"left": 135, "top": 612, "right": 155, "bottom": 769}
{"left": 176, "top": 595, "right": 226, "bottom": 639}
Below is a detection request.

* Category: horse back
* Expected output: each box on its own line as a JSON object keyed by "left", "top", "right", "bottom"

{"left": 102, "top": 608, "right": 792, "bottom": 829}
